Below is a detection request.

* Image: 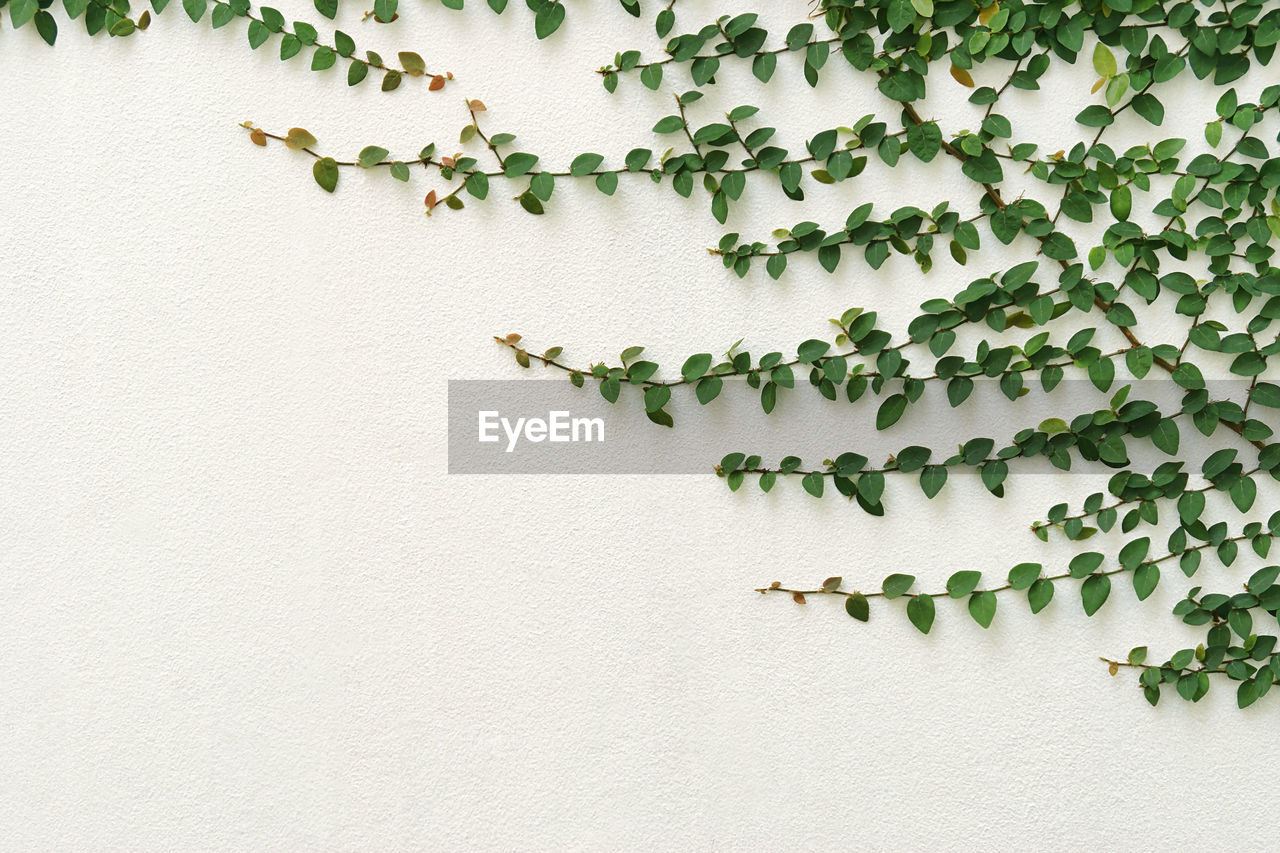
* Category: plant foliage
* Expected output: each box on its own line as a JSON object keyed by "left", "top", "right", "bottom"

{"left": 20, "top": 0, "right": 1280, "bottom": 708}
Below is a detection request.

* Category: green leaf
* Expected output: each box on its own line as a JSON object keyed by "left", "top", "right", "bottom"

{"left": 182, "top": 0, "right": 206, "bottom": 22}
{"left": 595, "top": 172, "right": 618, "bottom": 195}
{"left": 1076, "top": 105, "right": 1114, "bottom": 127}
{"left": 1238, "top": 679, "right": 1261, "bottom": 709}
{"left": 1119, "top": 537, "right": 1149, "bottom": 570}
{"left": 312, "top": 46, "right": 337, "bottom": 71}
{"left": 1092, "top": 43, "right": 1117, "bottom": 77}
{"left": 34, "top": 9, "right": 56, "bottom": 42}
{"left": 652, "top": 116, "right": 685, "bottom": 134}
{"left": 1028, "top": 578, "right": 1054, "bottom": 613}
{"left": 624, "top": 149, "right": 652, "bottom": 171}
{"left": 333, "top": 30, "right": 355, "bottom": 57}
{"left": 1231, "top": 478, "right": 1257, "bottom": 512}
{"left": 357, "top": 145, "right": 388, "bottom": 168}
{"left": 1172, "top": 363, "right": 1205, "bottom": 390}
{"left": 946, "top": 570, "right": 981, "bottom": 598}
{"left": 1069, "top": 552, "right": 1104, "bottom": 578}
{"left": 398, "top": 51, "right": 426, "bottom": 76}
{"left": 10, "top": 0, "right": 40, "bottom": 27}
{"left": 518, "top": 190, "right": 544, "bottom": 215}
{"left": 797, "top": 339, "right": 830, "bottom": 363}
{"left": 960, "top": 149, "right": 1003, "bottom": 184}
{"left": 680, "top": 353, "right": 712, "bottom": 382}
{"left": 876, "top": 394, "right": 908, "bottom": 430}
{"left": 1110, "top": 184, "right": 1132, "bottom": 220}
{"left": 312, "top": 157, "right": 339, "bottom": 192}
{"left": 1039, "top": 418, "right": 1068, "bottom": 435}
{"left": 1151, "top": 419, "right": 1179, "bottom": 455}
{"left": 845, "top": 593, "right": 869, "bottom": 622}
{"left": 752, "top": 53, "right": 776, "bottom": 83}
{"left": 465, "top": 171, "right": 488, "bottom": 198}
{"left": 280, "top": 34, "right": 302, "bottom": 60}
{"left": 695, "top": 376, "right": 722, "bottom": 405}
{"left": 1133, "top": 563, "right": 1159, "bottom": 600}
{"left": 530, "top": 172, "right": 554, "bottom": 202}
{"left": 643, "top": 384, "right": 670, "bottom": 413}
{"left": 1041, "top": 232, "right": 1077, "bottom": 260}
{"left": 1250, "top": 383, "right": 1280, "bottom": 408}
{"left": 919, "top": 465, "right": 947, "bottom": 498}
{"left": 802, "top": 471, "right": 824, "bottom": 498}
{"left": 907, "top": 121, "right": 942, "bottom": 162}
{"left": 968, "top": 591, "right": 996, "bottom": 628}
{"left": 1248, "top": 566, "right": 1279, "bottom": 594}
{"left": 906, "top": 594, "right": 935, "bottom": 634}
{"left": 1008, "top": 563, "right": 1040, "bottom": 590}
{"left": 887, "top": 0, "right": 916, "bottom": 33}
{"left": 882, "top": 573, "right": 915, "bottom": 599}
{"left": 1130, "top": 93, "right": 1164, "bottom": 126}
{"left": 210, "top": 2, "right": 234, "bottom": 28}
{"left": 504, "top": 152, "right": 539, "bottom": 178}
{"left": 534, "top": 1, "right": 565, "bottom": 38}
{"left": 1081, "top": 573, "right": 1111, "bottom": 616}
{"left": 877, "top": 70, "right": 923, "bottom": 103}
{"left": 570, "top": 153, "right": 603, "bottom": 176}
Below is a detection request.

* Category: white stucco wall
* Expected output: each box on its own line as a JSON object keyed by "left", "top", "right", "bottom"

{"left": 4, "top": 2, "right": 1279, "bottom": 849}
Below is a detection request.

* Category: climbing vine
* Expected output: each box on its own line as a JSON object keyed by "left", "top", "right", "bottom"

{"left": 492, "top": 0, "right": 1280, "bottom": 710}
{"left": 17, "top": 0, "right": 1280, "bottom": 708}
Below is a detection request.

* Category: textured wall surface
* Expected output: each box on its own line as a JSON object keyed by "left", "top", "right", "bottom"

{"left": 4, "top": 2, "right": 1280, "bottom": 849}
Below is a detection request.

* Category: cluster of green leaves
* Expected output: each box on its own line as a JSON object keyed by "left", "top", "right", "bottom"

{"left": 230, "top": 0, "right": 1280, "bottom": 707}
{"left": 3, "top": 0, "right": 149, "bottom": 41}
{"left": 789, "top": 542, "right": 1280, "bottom": 708}
{"left": 252, "top": 1, "right": 1280, "bottom": 273}
{"left": 259, "top": 93, "right": 990, "bottom": 224}
{"left": 601, "top": 0, "right": 1280, "bottom": 95}
{"left": 373, "top": 0, "right": 650, "bottom": 40}
{"left": 6, "top": 0, "right": 442, "bottom": 90}
{"left": 482, "top": 3, "right": 1280, "bottom": 707}
{"left": 37, "top": 0, "right": 1280, "bottom": 705}
{"left": 198, "top": 0, "right": 441, "bottom": 88}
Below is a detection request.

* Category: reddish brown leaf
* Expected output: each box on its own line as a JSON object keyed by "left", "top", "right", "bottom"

{"left": 792, "top": 592, "right": 806, "bottom": 605}
{"left": 249, "top": 129, "right": 267, "bottom": 147}
{"left": 429, "top": 75, "right": 446, "bottom": 91}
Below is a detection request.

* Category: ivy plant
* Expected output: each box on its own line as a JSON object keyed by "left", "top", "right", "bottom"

{"left": 22, "top": 0, "right": 1280, "bottom": 708}
{"left": 487, "top": 0, "right": 1280, "bottom": 710}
